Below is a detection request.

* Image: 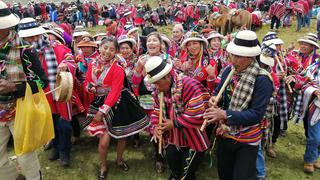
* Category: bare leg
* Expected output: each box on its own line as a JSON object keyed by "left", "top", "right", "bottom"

{"left": 98, "top": 133, "right": 111, "bottom": 171}
{"left": 116, "top": 138, "right": 126, "bottom": 163}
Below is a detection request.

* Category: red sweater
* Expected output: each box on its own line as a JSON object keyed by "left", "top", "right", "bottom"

{"left": 85, "top": 59, "right": 125, "bottom": 109}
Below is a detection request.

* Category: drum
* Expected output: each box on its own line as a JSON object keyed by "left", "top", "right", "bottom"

{"left": 55, "top": 72, "right": 73, "bottom": 102}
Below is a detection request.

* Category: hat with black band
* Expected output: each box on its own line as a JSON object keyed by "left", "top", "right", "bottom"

{"left": 144, "top": 56, "right": 173, "bottom": 84}
{"left": 0, "top": 1, "right": 20, "bottom": 29}
{"left": 226, "top": 30, "right": 261, "bottom": 57}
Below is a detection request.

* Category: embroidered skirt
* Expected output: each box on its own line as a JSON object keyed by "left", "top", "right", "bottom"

{"left": 85, "top": 88, "right": 150, "bottom": 138}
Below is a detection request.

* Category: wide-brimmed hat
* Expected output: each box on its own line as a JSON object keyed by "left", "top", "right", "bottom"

{"left": 181, "top": 31, "right": 208, "bottom": 49}
{"left": 18, "top": 17, "right": 46, "bottom": 38}
{"left": 73, "top": 25, "right": 90, "bottom": 37}
{"left": 124, "top": 9, "right": 132, "bottom": 16}
{"left": 93, "top": 33, "right": 107, "bottom": 45}
{"left": 118, "top": 35, "right": 136, "bottom": 46}
{"left": 262, "top": 32, "right": 283, "bottom": 45}
{"left": 0, "top": 1, "right": 20, "bottom": 29}
{"left": 93, "top": 33, "right": 107, "bottom": 40}
{"left": 46, "top": 27, "right": 65, "bottom": 44}
{"left": 207, "top": 31, "right": 224, "bottom": 41}
{"left": 260, "top": 41, "right": 276, "bottom": 67}
{"left": 124, "top": 24, "right": 139, "bottom": 35}
{"left": 298, "top": 33, "right": 319, "bottom": 49}
{"left": 226, "top": 30, "right": 261, "bottom": 57}
{"left": 77, "top": 35, "right": 98, "bottom": 48}
{"left": 55, "top": 72, "right": 73, "bottom": 102}
{"left": 161, "top": 34, "right": 171, "bottom": 47}
{"left": 144, "top": 56, "right": 173, "bottom": 84}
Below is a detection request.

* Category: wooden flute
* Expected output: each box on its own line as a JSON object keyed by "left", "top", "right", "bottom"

{"left": 158, "top": 92, "right": 164, "bottom": 154}
{"left": 200, "top": 68, "right": 235, "bottom": 131}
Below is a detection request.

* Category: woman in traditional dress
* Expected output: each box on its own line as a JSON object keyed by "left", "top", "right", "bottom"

{"left": 84, "top": 37, "right": 148, "bottom": 179}
{"left": 118, "top": 35, "right": 140, "bottom": 147}
{"left": 132, "top": 32, "right": 169, "bottom": 173}
{"left": 207, "top": 31, "right": 227, "bottom": 75}
{"left": 180, "top": 31, "right": 218, "bottom": 93}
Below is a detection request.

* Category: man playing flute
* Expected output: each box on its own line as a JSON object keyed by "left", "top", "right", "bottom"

{"left": 204, "top": 30, "right": 274, "bottom": 180}
{"left": 144, "top": 56, "right": 210, "bottom": 180}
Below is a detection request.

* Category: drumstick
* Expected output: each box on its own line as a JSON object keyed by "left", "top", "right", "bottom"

{"left": 158, "top": 92, "right": 164, "bottom": 155}
{"left": 275, "top": 55, "right": 293, "bottom": 93}
{"left": 200, "top": 68, "right": 235, "bottom": 131}
{"left": 45, "top": 85, "right": 62, "bottom": 95}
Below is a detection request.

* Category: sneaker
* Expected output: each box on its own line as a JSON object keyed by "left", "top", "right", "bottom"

{"left": 48, "top": 149, "right": 59, "bottom": 161}
{"left": 314, "top": 160, "right": 320, "bottom": 169}
{"left": 304, "top": 163, "right": 314, "bottom": 173}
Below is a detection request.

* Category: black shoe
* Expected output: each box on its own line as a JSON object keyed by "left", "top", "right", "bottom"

{"left": 280, "top": 130, "right": 287, "bottom": 137}
{"left": 48, "top": 149, "right": 59, "bottom": 161}
{"left": 16, "top": 174, "right": 26, "bottom": 180}
{"left": 97, "top": 168, "right": 108, "bottom": 180}
{"left": 43, "top": 141, "right": 53, "bottom": 151}
{"left": 155, "top": 161, "right": 164, "bottom": 174}
{"left": 116, "top": 160, "right": 129, "bottom": 171}
{"left": 59, "top": 152, "right": 70, "bottom": 167}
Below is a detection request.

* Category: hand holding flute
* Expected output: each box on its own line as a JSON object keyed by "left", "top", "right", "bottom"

{"left": 275, "top": 55, "right": 293, "bottom": 93}
{"left": 201, "top": 68, "right": 235, "bottom": 131}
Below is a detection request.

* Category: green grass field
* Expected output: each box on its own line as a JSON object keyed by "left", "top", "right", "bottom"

{"left": 30, "top": 21, "right": 320, "bottom": 180}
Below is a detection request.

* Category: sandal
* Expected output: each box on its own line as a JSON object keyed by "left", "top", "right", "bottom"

{"left": 116, "top": 160, "right": 129, "bottom": 171}
{"left": 155, "top": 161, "right": 164, "bottom": 174}
{"left": 97, "top": 168, "right": 108, "bottom": 180}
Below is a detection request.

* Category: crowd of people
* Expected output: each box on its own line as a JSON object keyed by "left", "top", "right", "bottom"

{"left": 1, "top": 0, "right": 320, "bottom": 180}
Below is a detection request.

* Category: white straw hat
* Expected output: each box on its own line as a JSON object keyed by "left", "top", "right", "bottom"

{"left": 73, "top": 25, "right": 90, "bottom": 37}
{"left": 226, "top": 30, "right": 261, "bottom": 57}
{"left": 262, "top": 32, "right": 283, "bottom": 45}
{"left": 18, "top": 17, "right": 46, "bottom": 38}
{"left": 144, "top": 56, "right": 173, "bottom": 84}
{"left": 0, "top": 1, "right": 20, "bottom": 29}
{"left": 260, "top": 41, "right": 276, "bottom": 67}
{"left": 298, "top": 33, "right": 319, "bottom": 49}
{"left": 46, "top": 27, "right": 65, "bottom": 44}
{"left": 207, "top": 31, "right": 224, "bottom": 41}
{"left": 118, "top": 35, "right": 136, "bottom": 46}
{"left": 181, "top": 31, "right": 208, "bottom": 49}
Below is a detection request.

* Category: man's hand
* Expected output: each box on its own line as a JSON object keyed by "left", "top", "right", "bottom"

{"left": 151, "top": 126, "right": 163, "bottom": 143}
{"left": 277, "top": 71, "right": 286, "bottom": 78}
{"left": 0, "top": 79, "right": 17, "bottom": 95}
{"left": 285, "top": 75, "right": 296, "bottom": 84}
{"left": 209, "top": 96, "right": 218, "bottom": 107}
{"left": 203, "top": 107, "right": 227, "bottom": 124}
{"left": 93, "top": 111, "right": 104, "bottom": 122}
{"left": 159, "top": 119, "right": 174, "bottom": 132}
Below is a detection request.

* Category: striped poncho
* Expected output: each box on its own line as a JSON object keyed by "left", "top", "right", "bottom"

{"left": 269, "top": 1, "right": 286, "bottom": 19}
{"left": 150, "top": 73, "right": 210, "bottom": 152}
